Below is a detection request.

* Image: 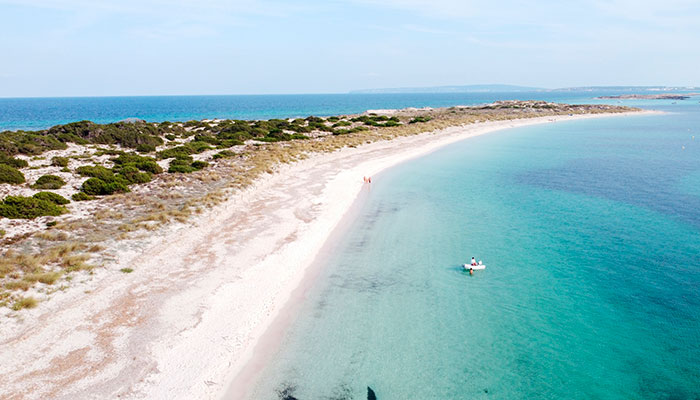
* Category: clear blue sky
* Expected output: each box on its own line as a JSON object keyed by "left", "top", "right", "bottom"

{"left": 1, "top": 0, "right": 699, "bottom": 97}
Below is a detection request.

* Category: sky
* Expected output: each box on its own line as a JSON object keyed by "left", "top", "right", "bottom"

{"left": 1, "top": 0, "right": 699, "bottom": 97}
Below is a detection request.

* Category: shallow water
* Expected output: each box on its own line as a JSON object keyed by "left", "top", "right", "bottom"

{"left": 246, "top": 105, "right": 700, "bottom": 399}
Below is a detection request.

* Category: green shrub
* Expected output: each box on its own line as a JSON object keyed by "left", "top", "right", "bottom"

{"left": 51, "top": 156, "right": 69, "bottom": 167}
{"left": 157, "top": 141, "right": 211, "bottom": 159}
{"left": 81, "top": 177, "right": 130, "bottom": 195}
{"left": 191, "top": 161, "right": 208, "bottom": 170}
{"left": 33, "top": 191, "right": 70, "bottom": 205}
{"left": 0, "top": 164, "right": 25, "bottom": 184}
{"left": 165, "top": 134, "right": 176, "bottom": 141}
{"left": 168, "top": 157, "right": 207, "bottom": 173}
{"left": 289, "top": 124, "right": 312, "bottom": 133}
{"left": 45, "top": 120, "right": 164, "bottom": 149}
{"left": 0, "top": 195, "right": 68, "bottom": 219}
{"left": 212, "top": 150, "right": 236, "bottom": 159}
{"left": 31, "top": 174, "right": 66, "bottom": 189}
{"left": 409, "top": 116, "right": 433, "bottom": 124}
{"left": 168, "top": 159, "right": 196, "bottom": 173}
{"left": 194, "top": 134, "right": 221, "bottom": 146}
{"left": 0, "top": 154, "right": 29, "bottom": 168}
{"left": 117, "top": 166, "right": 152, "bottom": 184}
{"left": 76, "top": 165, "right": 114, "bottom": 180}
{"left": 93, "top": 149, "right": 123, "bottom": 157}
{"left": 136, "top": 143, "right": 156, "bottom": 153}
{"left": 0, "top": 129, "right": 67, "bottom": 156}
{"left": 71, "top": 192, "right": 94, "bottom": 201}
{"left": 112, "top": 153, "right": 163, "bottom": 174}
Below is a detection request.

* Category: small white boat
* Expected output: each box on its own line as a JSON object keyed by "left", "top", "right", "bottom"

{"left": 463, "top": 262, "right": 486, "bottom": 270}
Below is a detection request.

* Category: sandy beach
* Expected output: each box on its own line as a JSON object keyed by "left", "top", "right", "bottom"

{"left": 0, "top": 111, "right": 650, "bottom": 399}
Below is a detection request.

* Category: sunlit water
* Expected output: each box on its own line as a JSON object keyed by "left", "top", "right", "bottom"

{"left": 246, "top": 105, "right": 700, "bottom": 399}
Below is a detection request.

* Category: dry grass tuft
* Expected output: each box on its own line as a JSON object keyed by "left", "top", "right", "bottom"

{"left": 11, "top": 296, "right": 38, "bottom": 310}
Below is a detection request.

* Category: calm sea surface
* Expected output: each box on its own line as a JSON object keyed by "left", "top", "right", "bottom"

{"left": 244, "top": 100, "right": 700, "bottom": 399}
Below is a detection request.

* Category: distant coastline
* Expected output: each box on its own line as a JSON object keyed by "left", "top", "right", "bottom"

{"left": 597, "top": 93, "right": 700, "bottom": 100}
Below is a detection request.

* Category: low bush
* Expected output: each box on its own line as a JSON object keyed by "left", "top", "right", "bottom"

{"left": 409, "top": 116, "right": 433, "bottom": 124}
{"left": 212, "top": 150, "right": 236, "bottom": 159}
{"left": 45, "top": 120, "right": 164, "bottom": 149}
{"left": 0, "top": 164, "right": 26, "bottom": 184}
{"left": 191, "top": 161, "right": 208, "bottom": 170}
{"left": 136, "top": 143, "right": 156, "bottom": 153}
{"left": 168, "top": 158, "right": 207, "bottom": 173}
{"left": 0, "top": 195, "right": 68, "bottom": 219}
{"left": 71, "top": 192, "right": 94, "bottom": 201}
{"left": 81, "top": 178, "right": 130, "bottom": 195}
{"left": 0, "top": 154, "right": 29, "bottom": 168}
{"left": 31, "top": 174, "right": 66, "bottom": 189}
{"left": 117, "top": 165, "right": 152, "bottom": 184}
{"left": 33, "top": 191, "right": 70, "bottom": 205}
{"left": 51, "top": 156, "right": 69, "bottom": 167}
{"left": 168, "top": 159, "right": 196, "bottom": 173}
{"left": 0, "top": 129, "right": 67, "bottom": 156}
{"left": 112, "top": 153, "right": 163, "bottom": 174}
{"left": 76, "top": 165, "right": 114, "bottom": 180}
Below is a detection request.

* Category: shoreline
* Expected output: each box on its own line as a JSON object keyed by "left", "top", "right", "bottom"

{"left": 219, "top": 110, "right": 656, "bottom": 399}
{"left": 0, "top": 110, "right": 655, "bottom": 399}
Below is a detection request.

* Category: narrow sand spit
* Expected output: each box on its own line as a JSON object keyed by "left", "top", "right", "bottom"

{"left": 0, "top": 112, "right": 651, "bottom": 399}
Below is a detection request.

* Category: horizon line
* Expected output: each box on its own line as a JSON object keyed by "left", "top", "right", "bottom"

{"left": 2, "top": 85, "right": 699, "bottom": 99}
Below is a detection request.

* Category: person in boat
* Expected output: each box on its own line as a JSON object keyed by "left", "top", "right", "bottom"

{"left": 471, "top": 257, "right": 477, "bottom": 266}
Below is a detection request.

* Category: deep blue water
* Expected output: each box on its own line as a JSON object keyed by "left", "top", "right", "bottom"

{"left": 244, "top": 103, "right": 700, "bottom": 399}
{"left": 2, "top": 89, "right": 697, "bottom": 131}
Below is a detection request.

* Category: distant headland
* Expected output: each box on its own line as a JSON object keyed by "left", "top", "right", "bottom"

{"left": 596, "top": 93, "right": 700, "bottom": 100}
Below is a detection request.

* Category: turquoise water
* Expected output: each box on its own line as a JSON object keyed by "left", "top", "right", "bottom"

{"left": 246, "top": 107, "right": 700, "bottom": 399}
{"left": 1, "top": 90, "right": 697, "bottom": 131}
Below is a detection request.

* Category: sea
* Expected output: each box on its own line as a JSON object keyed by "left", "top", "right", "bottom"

{"left": 2, "top": 90, "right": 699, "bottom": 399}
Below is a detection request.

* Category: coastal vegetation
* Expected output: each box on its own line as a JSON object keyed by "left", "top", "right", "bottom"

{"left": 0, "top": 101, "right": 638, "bottom": 310}
{"left": 32, "top": 174, "right": 66, "bottom": 189}
{"left": 0, "top": 164, "right": 26, "bottom": 184}
{"left": 0, "top": 193, "right": 68, "bottom": 219}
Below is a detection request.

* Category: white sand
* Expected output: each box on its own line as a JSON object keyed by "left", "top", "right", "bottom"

{"left": 0, "top": 111, "right": 651, "bottom": 399}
